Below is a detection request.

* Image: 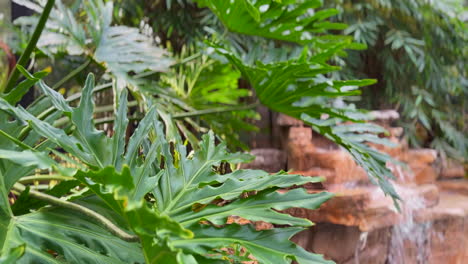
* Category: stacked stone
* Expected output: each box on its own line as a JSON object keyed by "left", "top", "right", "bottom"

{"left": 241, "top": 112, "right": 468, "bottom": 264}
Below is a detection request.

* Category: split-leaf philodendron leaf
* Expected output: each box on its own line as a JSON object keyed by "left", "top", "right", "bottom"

{"left": 0, "top": 72, "right": 333, "bottom": 263}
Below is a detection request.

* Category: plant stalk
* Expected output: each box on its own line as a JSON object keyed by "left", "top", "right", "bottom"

{"left": 66, "top": 82, "right": 113, "bottom": 102}
{"left": 12, "top": 183, "right": 140, "bottom": 242}
{"left": 4, "top": 0, "right": 56, "bottom": 93}
{"left": 94, "top": 116, "right": 142, "bottom": 125}
{"left": 52, "top": 58, "right": 91, "bottom": 90}
{"left": 19, "top": 175, "right": 74, "bottom": 183}
{"left": 172, "top": 103, "right": 260, "bottom": 119}
{"left": 52, "top": 101, "right": 139, "bottom": 127}
{"left": 78, "top": 103, "right": 261, "bottom": 125}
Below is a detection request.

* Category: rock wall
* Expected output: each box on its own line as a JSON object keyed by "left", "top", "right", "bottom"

{"left": 243, "top": 112, "right": 468, "bottom": 264}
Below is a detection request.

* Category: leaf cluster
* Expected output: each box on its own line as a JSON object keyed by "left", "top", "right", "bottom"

{"left": 327, "top": 0, "right": 467, "bottom": 160}
{"left": 0, "top": 70, "right": 334, "bottom": 263}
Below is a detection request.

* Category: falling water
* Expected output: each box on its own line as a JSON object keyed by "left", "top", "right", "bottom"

{"left": 387, "top": 185, "right": 432, "bottom": 264}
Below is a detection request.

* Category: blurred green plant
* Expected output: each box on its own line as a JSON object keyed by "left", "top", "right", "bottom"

{"left": 157, "top": 47, "right": 259, "bottom": 149}
{"left": 326, "top": 0, "right": 467, "bottom": 161}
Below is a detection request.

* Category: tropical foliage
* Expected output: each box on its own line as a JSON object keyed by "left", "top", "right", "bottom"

{"left": 0, "top": 70, "right": 334, "bottom": 263}
{"left": 0, "top": 0, "right": 405, "bottom": 263}
{"left": 326, "top": 0, "right": 467, "bottom": 161}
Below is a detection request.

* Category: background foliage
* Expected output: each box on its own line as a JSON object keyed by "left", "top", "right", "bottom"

{"left": 113, "top": 0, "right": 468, "bottom": 161}
{"left": 326, "top": 0, "right": 467, "bottom": 161}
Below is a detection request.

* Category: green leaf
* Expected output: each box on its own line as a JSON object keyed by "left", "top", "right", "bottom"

{"left": 0, "top": 172, "right": 13, "bottom": 252}
{"left": 302, "top": 114, "right": 401, "bottom": 204}
{"left": 214, "top": 46, "right": 367, "bottom": 121}
{"left": 112, "top": 89, "right": 129, "bottom": 171}
{"left": 0, "top": 245, "right": 25, "bottom": 264}
{"left": 0, "top": 73, "right": 115, "bottom": 168}
{"left": 72, "top": 74, "right": 113, "bottom": 168}
{"left": 200, "top": 0, "right": 345, "bottom": 45}
{"left": 0, "top": 97, "right": 96, "bottom": 167}
{"left": 37, "top": 80, "right": 73, "bottom": 114}
{"left": 0, "top": 149, "right": 56, "bottom": 170}
{"left": 2, "top": 66, "right": 49, "bottom": 105}
{"left": 143, "top": 130, "right": 331, "bottom": 261}
{"left": 168, "top": 170, "right": 325, "bottom": 219}
{"left": 75, "top": 166, "right": 166, "bottom": 224}
{"left": 94, "top": 25, "right": 174, "bottom": 77}
{"left": 74, "top": 167, "right": 193, "bottom": 262}
{"left": 175, "top": 224, "right": 333, "bottom": 264}
{"left": 14, "top": 0, "right": 173, "bottom": 80}
{"left": 1, "top": 197, "right": 144, "bottom": 264}
{"left": 0, "top": 149, "right": 61, "bottom": 191}
{"left": 175, "top": 189, "right": 333, "bottom": 226}
{"left": 154, "top": 131, "right": 250, "bottom": 214}
{"left": 124, "top": 106, "right": 158, "bottom": 168}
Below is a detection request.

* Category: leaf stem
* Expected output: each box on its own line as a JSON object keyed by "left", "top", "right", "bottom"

{"left": 4, "top": 0, "right": 55, "bottom": 93}
{"left": 70, "top": 103, "right": 261, "bottom": 126}
{"left": 12, "top": 183, "right": 140, "bottom": 242}
{"left": 66, "top": 82, "right": 113, "bottom": 102}
{"left": 52, "top": 58, "right": 91, "bottom": 90}
{"left": 172, "top": 103, "right": 260, "bottom": 119}
{"left": 171, "top": 53, "right": 202, "bottom": 67}
{"left": 52, "top": 101, "right": 139, "bottom": 127}
{"left": 19, "top": 175, "right": 74, "bottom": 183}
{"left": 94, "top": 116, "right": 142, "bottom": 125}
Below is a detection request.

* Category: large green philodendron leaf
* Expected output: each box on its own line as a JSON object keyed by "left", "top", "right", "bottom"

{"left": 1, "top": 197, "right": 144, "bottom": 264}
{"left": 1, "top": 72, "right": 333, "bottom": 263}
{"left": 144, "top": 130, "right": 332, "bottom": 262}
{"left": 74, "top": 134, "right": 333, "bottom": 263}
{"left": 197, "top": 0, "right": 347, "bottom": 45}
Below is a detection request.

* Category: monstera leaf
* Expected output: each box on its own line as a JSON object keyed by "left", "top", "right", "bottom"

{"left": 1, "top": 72, "right": 333, "bottom": 263}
